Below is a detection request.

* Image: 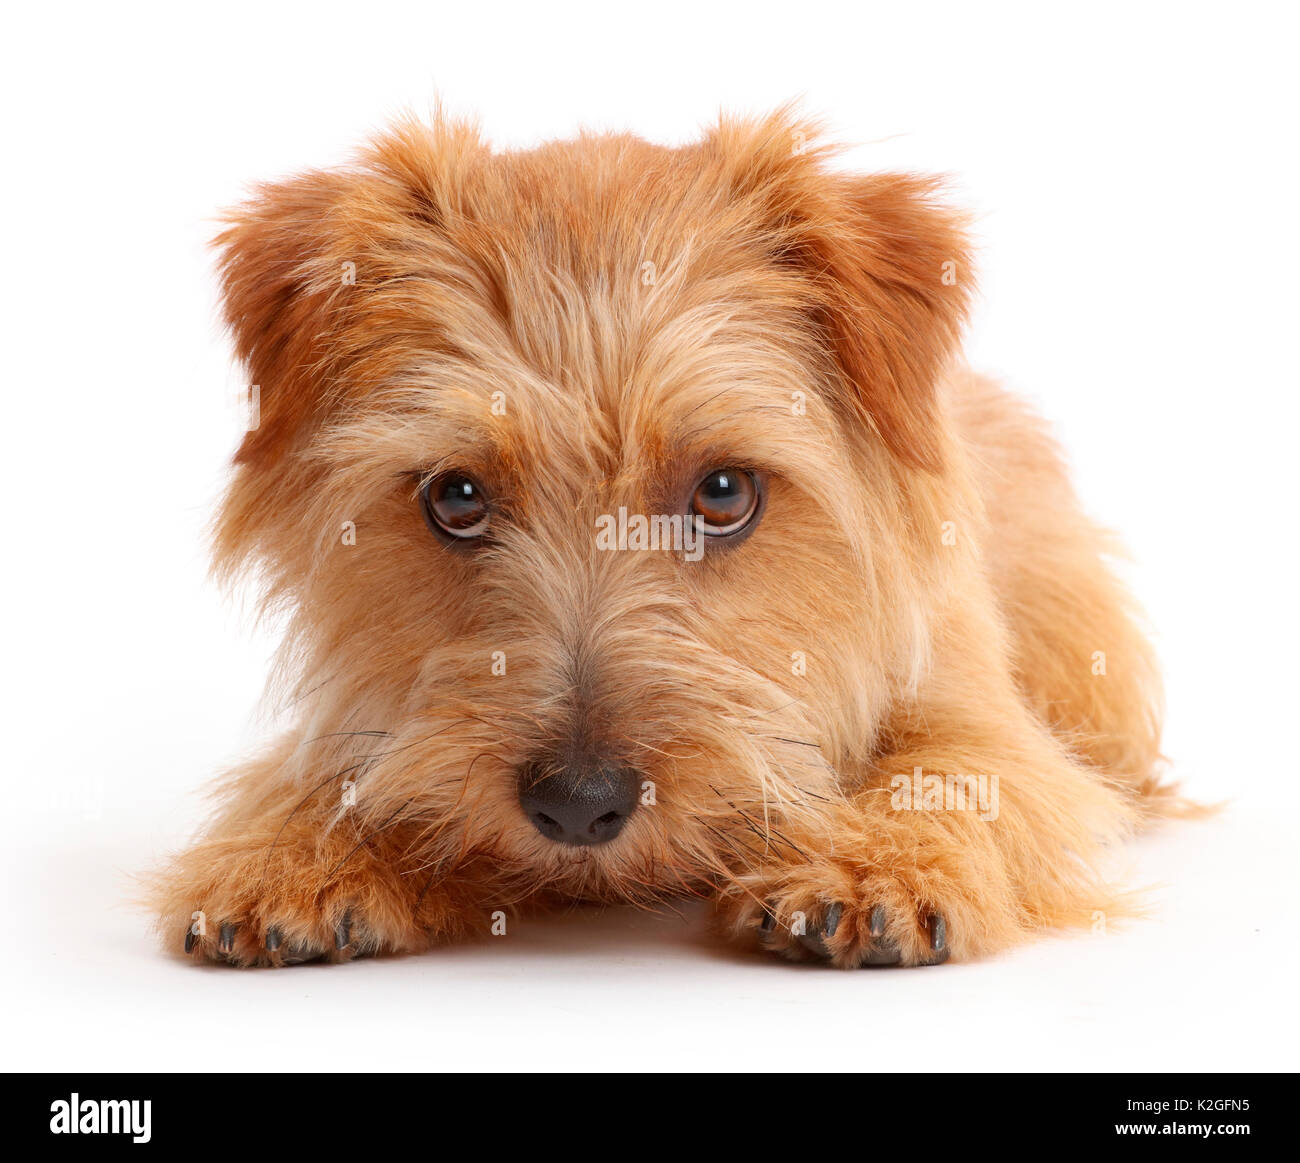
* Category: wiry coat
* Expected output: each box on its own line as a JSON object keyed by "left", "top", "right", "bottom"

{"left": 151, "top": 109, "right": 1174, "bottom": 968}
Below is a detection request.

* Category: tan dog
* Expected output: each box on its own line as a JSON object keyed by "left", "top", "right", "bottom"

{"left": 152, "top": 108, "right": 1176, "bottom": 968}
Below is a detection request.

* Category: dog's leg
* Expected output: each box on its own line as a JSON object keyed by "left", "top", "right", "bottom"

{"left": 149, "top": 742, "right": 497, "bottom": 966}
{"left": 713, "top": 377, "right": 1174, "bottom": 967}
{"left": 717, "top": 681, "right": 1137, "bottom": 968}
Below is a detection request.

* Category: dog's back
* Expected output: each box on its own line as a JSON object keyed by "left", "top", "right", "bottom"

{"left": 948, "top": 368, "right": 1168, "bottom": 802}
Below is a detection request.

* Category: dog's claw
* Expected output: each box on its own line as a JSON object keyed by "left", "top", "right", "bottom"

{"left": 859, "top": 903, "right": 901, "bottom": 966}
{"left": 254, "top": 915, "right": 358, "bottom": 966}
{"left": 822, "top": 902, "right": 843, "bottom": 939}
{"left": 183, "top": 927, "right": 195, "bottom": 954}
{"left": 922, "top": 913, "right": 950, "bottom": 965}
{"left": 263, "top": 924, "right": 321, "bottom": 966}
{"left": 792, "top": 902, "right": 844, "bottom": 959}
{"left": 868, "top": 904, "right": 887, "bottom": 938}
{"left": 759, "top": 906, "right": 776, "bottom": 933}
{"left": 217, "top": 923, "right": 237, "bottom": 956}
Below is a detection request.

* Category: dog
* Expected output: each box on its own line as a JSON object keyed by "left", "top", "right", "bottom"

{"left": 151, "top": 107, "right": 1178, "bottom": 968}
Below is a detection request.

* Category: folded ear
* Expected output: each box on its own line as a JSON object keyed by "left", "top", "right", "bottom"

{"left": 216, "top": 116, "right": 486, "bottom": 471}
{"left": 215, "top": 170, "right": 359, "bottom": 469}
{"left": 706, "top": 111, "right": 972, "bottom": 472}
{"left": 807, "top": 172, "right": 972, "bottom": 472}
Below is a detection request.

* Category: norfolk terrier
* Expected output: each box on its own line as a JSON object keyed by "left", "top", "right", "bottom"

{"left": 152, "top": 108, "right": 1177, "bottom": 968}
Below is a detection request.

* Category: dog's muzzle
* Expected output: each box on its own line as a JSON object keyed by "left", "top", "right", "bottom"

{"left": 517, "top": 758, "right": 641, "bottom": 847}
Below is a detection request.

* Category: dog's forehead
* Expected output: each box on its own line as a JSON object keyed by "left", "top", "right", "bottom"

{"left": 341, "top": 156, "right": 831, "bottom": 480}
{"left": 380, "top": 302, "right": 827, "bottom": 494}
{"left": 436, "top": 157, "right": 826, "bottom": 462}
{"left": 313, "top": 135, "right": 851, "bottom": 507}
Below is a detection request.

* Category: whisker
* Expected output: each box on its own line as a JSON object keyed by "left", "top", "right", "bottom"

{"left": 302, "top": 730, "right": 395, "bottom": 745}
{"left": 257, "top": 757, "right": 374, "bottom": 886}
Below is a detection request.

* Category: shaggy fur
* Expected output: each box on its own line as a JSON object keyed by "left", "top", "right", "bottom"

{"left": 151, "top": 108, "right": 1176, "bottom": 968}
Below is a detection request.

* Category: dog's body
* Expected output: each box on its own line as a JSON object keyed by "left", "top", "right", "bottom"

{"left": 154, "top": 110, "right": 1173, "bottom": 967}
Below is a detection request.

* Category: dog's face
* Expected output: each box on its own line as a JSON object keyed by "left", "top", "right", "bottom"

{"left": 216, "top": 111, "right": 971, "bottom": 901}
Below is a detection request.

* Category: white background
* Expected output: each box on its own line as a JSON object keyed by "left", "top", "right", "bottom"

{"left": 3, "top": 0, "right": 1297, "bottom": 1072}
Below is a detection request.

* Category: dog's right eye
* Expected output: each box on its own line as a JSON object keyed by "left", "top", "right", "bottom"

{"left": 421, "top": 472, "right": 490, "bottom": 540}
{"left": 691, "top": 468, "right": 760, "bottom": 537}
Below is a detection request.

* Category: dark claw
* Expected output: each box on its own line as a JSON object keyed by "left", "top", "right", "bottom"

{"left": 922, "top": 914, "right": 950, "bottom": 965}
{"left": 796, "top": 903, "right": 844, "bottom": 960}
{"left": 868, "top": 904, "right": 887, "bottom": 939}
{"left": 183, "top": 927, "right": 195, "bottom": 954}
{"left": 334, "top": 913, "right": 352, "bottom": 950}
{"left": 822, "top": 902, "right": 843, "bottom": 939}
{"left": 218, "top": 923, "right": 237, "bottom": 955}
{"left": 861, "top": 905, "right": 901, "bottom": 966}
{"left": 265, "top": 925, "right": 282, "bottom": 953}
{"left": 758, "top": 906, "right": 776, "bottom": 934}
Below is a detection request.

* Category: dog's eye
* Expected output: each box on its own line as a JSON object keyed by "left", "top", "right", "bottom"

{"left": 691, "top": 468, "right": 760, "bottom": 536}
{"left": 421, "top": 472, "right": 490, "bottom": 540}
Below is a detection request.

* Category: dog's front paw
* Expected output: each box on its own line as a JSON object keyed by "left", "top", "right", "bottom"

{"left": 720, "top": 862, "right": 959, "bottom": 968}
{"left": 153, "top": 830, "right": 473, "bottom": 968}
{"left": 185, "top": 905, "right": 369, "bottom": 968}
{"left": 170, "top": 857, "right": 412, "bottom": 968}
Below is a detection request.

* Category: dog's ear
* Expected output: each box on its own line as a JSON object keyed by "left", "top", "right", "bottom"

{"left": 706, "top": 112, "right": 972, "bottom": 472}
{"left": 216, "top": 116, "right": 485, "bottom": 471}
{"left": 215, "top": 170, "right": 361, "bottom": 470}
{"left": 804, "top": 172, "right": 972, "bottom": 472}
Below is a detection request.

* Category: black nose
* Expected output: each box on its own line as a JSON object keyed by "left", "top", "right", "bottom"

{"left": 518, "top": 759, "right": 640, "bottom": 847}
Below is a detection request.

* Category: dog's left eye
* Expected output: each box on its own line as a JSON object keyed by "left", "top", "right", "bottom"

{"left": 421, "top": 472, "right": 490, "bottom": 540}
{"left": 691, "top": 468, "right": 760, "bottom": 536}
